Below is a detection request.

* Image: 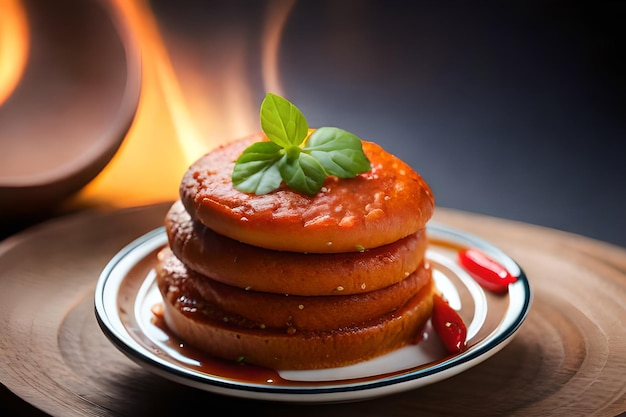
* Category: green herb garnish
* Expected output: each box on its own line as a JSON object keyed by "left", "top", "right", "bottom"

{"left": 232, "top": 93, "right": 371, "bottom": 196}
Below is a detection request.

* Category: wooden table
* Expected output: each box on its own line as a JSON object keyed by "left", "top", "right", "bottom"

{"left": 1, "top": 202, "right": 624, "bottom": 416}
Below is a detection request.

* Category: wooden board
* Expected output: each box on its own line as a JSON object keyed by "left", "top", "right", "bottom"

{"left": 1, "top": 203, "right": 625, "bottom": 416}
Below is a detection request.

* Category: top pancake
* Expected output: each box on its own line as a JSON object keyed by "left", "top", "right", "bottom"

{"left": 180, "top": 132, "right": 434, "bottom": 253}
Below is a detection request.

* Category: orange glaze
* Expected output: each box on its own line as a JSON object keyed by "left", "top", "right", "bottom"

{"left": 428, "top": 237, "right": 468, "bottom": 253}
{"left": 180, "top": 133, "right": 434, "bottom": 253}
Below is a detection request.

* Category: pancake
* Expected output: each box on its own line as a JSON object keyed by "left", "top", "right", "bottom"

{"left": 179, "top": 133, "right": 434, "bottom": 253}
{"left": 156, "top": 246, "right": 432, "bottom": 332}
{"left": 165, "top": 200, "right": 428, "bottom": 296}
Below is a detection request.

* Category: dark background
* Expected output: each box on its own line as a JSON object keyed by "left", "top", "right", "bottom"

{"left": 155, "top": 0, "right": 626, "bottom": 247}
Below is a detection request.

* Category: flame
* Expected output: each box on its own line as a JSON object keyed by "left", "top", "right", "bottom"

{"left": 262, "top": 0, "right": 296, "bottom": 94}
{"left": 72, "top": 0, "right": 294, "bottom": 209}
{"left": 0, "top": 0, "right": 29, "bottom": 105}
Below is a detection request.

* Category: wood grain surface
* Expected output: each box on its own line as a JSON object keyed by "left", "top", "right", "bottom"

{"left": 0, "top": 202, "right": 624, "bottom": 416}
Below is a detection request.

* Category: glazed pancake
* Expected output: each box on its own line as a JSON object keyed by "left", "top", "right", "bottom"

{"left": 156, "top": 246, "right": 432, "bottom": 331}
{"left": 165, "top": 200, "right": 428, "bottom": 296}
{"left": 156, "top": 249, "right": 435, "bottom": 370}
{"left": 179, "top": 133, "right": 434, "bottom": 253}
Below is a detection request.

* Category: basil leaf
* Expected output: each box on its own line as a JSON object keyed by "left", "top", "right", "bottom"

{"left": 232, "top": 93, "right": 372, "bottom": 196}
{"left": 260, "top": 93, "right": 309, "bottom": 148}
{"left": 304, "top": 127, "right": 371, "bottom": 177}
{"left": 232, "top": 141, "right": 283, "bottom": 194}
{"left": 278, "top": 152, "right": 327, "bottom": 196}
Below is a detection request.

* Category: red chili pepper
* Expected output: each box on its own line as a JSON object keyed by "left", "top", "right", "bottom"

{"left": 458, "top": 248, "right": 518, "bottom": 293}
{"left": 431, "top": 293, "right": 467, "bottom": 354}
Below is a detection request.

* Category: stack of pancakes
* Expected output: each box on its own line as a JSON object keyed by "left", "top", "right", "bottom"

{"left": 156, "top": 133, "right": 436, "bottom": 370}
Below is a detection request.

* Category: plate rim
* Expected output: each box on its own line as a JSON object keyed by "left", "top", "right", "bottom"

{"left": 94, "top": 223, "right": 532, "bottom": 402}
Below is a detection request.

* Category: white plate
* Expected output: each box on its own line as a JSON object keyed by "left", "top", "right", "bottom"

{"left": 94, "top": 224, "right": 531, "bottom": 403}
